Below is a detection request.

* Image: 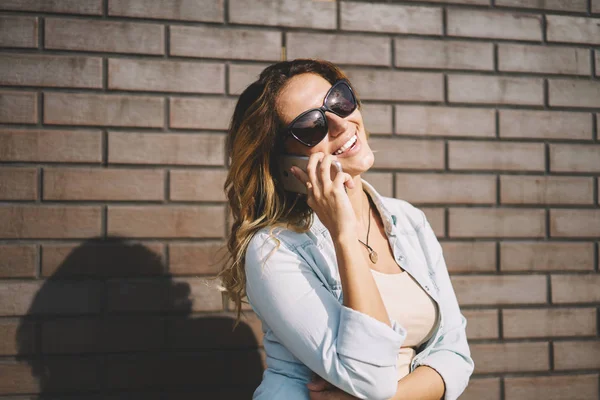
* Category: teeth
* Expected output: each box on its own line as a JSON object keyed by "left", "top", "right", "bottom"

{"left": 333, "top": 134, "right": 357, "bottom": 155}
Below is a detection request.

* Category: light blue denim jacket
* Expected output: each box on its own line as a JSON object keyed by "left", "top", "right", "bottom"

{"left": 245, "top": 179, "right": 474, "bottom": 400}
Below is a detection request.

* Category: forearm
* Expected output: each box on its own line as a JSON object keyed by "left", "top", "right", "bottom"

{"left": 333, "top": 232, "right": 391, "bottom": 327}
{"left": 391, "top": 366, "right": 445, "bottom": 400}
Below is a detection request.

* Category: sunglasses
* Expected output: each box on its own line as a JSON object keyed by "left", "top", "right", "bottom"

{"left": 280, "top": 79, "right": 358, "bottom": 147}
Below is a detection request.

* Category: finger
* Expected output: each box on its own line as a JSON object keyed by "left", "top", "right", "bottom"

{"left": 290, "top": 165, "right": 309, "bottom": 186}
{"left": 318, "top": 154, "right": 333, "bottom": 191}
{"left": 333, "top": 171, "right": 355, "bottom": 192}
{"left": 306, "top": 152, "right": 325, "bottom": 197}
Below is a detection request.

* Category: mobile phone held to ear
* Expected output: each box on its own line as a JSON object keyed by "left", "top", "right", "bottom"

{"left": 278, "top": 154, "right": 343, "bottom": 195}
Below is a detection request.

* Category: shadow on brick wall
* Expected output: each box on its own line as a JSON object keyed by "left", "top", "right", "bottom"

{"left": 13, "top": 236, "right": 263, "bottom": 399}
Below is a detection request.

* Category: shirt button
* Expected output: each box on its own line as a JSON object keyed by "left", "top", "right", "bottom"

{"left": 398, "top": 255, "right": 405, "bottom": 261}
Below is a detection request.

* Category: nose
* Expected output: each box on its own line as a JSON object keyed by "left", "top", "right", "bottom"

{"left": 325, "top": 112, "right": 348, "bottom": 138}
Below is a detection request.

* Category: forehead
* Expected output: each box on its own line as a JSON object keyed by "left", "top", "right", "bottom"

{"left": 277, "top": 73, "right": 333, "bottom": 124}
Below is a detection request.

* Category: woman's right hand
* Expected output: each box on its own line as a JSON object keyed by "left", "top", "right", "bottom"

{"left": 290, "top": 152, "right": 357, "bottom": 239}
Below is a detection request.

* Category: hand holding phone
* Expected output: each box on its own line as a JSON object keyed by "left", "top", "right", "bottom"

{"left": 278, "top": 154, "right": 343, "bottom": 195}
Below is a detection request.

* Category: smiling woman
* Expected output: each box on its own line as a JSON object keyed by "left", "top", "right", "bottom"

{"left": 218, "top": 59, "right": 474, "bottom": 400}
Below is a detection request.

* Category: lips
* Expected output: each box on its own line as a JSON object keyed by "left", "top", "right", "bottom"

{"left": 333, "top": 133, "right": 357, "bottom": 155}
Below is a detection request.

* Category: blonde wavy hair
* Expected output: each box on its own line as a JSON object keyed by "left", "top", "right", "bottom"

{"left": 217, "top": 59, "right": 363, "bottom": 326}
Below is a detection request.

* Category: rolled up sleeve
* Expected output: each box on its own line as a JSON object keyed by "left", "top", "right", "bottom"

{"left": 413, "top": 212, "right": 475, "bottom": 400}
{"left": 245, "top": 231, "right": 406, "bottom": 400}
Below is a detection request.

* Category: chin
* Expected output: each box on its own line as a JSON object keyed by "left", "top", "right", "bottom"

{"left": 344, "top": 149, "right": 374, "bottom": 177}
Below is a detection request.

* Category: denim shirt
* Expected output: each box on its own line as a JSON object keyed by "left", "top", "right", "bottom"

{"left": 245, "top": 179, "right": 474, "bottom": 400}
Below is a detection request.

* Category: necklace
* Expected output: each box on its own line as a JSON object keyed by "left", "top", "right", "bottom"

{"left": 358, "top": 194, "right": 378, "bottom": 264}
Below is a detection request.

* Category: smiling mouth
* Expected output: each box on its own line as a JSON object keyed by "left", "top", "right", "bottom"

{"left": 333, "top": 133, "right": 357, "bottom": 155}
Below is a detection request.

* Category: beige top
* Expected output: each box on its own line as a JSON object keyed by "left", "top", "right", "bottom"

{"left": 370, "top": 268, "right": 439, "bottom": 380}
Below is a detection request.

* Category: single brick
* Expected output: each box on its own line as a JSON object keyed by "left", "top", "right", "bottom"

{"left": 0, "top": 129, "right": 102, "bottom": 163}
{"left": 42, "top": 242, "right": 166, "bottom": 277}
{"left": 109, "top": 59, "right": 224, "bottom": 93}
{"left": 496, "top": 0, "right": 587, "bottom": 11}
{"left": 549, "top": 79, "right": 600, "bottom": 108}
{"left": 44, "top": 167, "right": 165, "bottom": 201}
{"left": 551, "top": 209, "right": 600, "bottom": 238}
{"left": 505, "top": 374, "right": 599, "bottom": 400}
{"left": 44, "top": 93, "right": 164, "bottom": 127}
{"left": 421, "top": 207, "right": 445, "bottom": 237}
{"left": 451, "top": 275, "right": 547, "bottom": 305}
{"left": 170, "top": 169, "right": 228, "bottom": 201}
{"left": 168, "top": 242, "right": 226, "bottom": 275}
{"left": 500, "top": 109, "right": 592, "bottom": 140}
{"left": 395, "top": 106, "right": 495, "bottom": 137}
{"left": 0, "top": 245, "right": 36, "bottom": 278}
{"left": 107, "top": 205, "right": 226, "bottom": 238}
{"left": 440, "top": 241, "right": 497, "bottom": 273}
{"left": 169, "top": 97, "right": 236, "bottom": 130}
{"left": 395, "top": 39, "right": 493, "bottom": 70}
{"left": 0, "top": 280, "right": 102, "bottom": 316}
{"left": 341, "top": 2, "right": 442, "bottom": 35}
{"left": 501, "top": 175, "right": 594, "bottom": 205}
{"left": 109, "top": 132, "right": 225, "bottom": 166}
{"left": 0, "top": 205, "right": 102, "bottom": 239}
{"left": 470, "top": 342, "right": 549, "bottom": 373}
{"left": 550, "top": 143, "right": 600, "bottom": 173}
{"left": 498, "top": 43, "right": 590, "bottom": 75}
{"left": 345, "top": 69, "right": 443, "bottom": 101}
{"left": 552, "top": 274, "right": 600, "bottom": 303}
{"left": 0, "top": 54, "right": 102, "bottom": 88}
{"left": 361, "top": 103, "right": 392, "bottom": 135}
{"left": 0, "top": 91, "right": 37, "bottom": 124}
{"left": 447, "top": 9, "right": 542, "bottom": 41}
{"left": 45, "top": 18, "right": 164, "bottom": 55}
{"left": 109, "top": 0, "right": 223, "bottom": 22}
{"left": 396, "top": 173, "right": 495, "bottom": 204}
{"left": 547, "top": 15, "right": 600, "bottom": 45}
{"left": 362, "top": 172, "right": 393, "bottom": 197}
{"left": 463, "top": 309, "right": 499, "bottom": 339}
{"left": 228, "top": 63, "right": 268, "bottom": 95}
{"left": 42, "top": 316, "right": 164, "bottom": 354}
{"left": 287, "top": 32, "right": 390, "bottom": 66}
{"left": 229, "top": 0, "right": 335, "bottom": 29}
{"left": 449, "top": 140, "right": 545, "bottom": 171}
{"left": 448, "top": 75, "right": 544, "bottom": 105}
{"left": 0, "top": 16, "right": 38, "bottom": 48}
{"left": 370, "top": 138, "right": 444, "bottom": 169}
{"left": 0, "top": 0, "right": 101, "bottom": 14}
{"left": 502, "top": 308, "right": 596, "bottom": 339}
{"left": 594, "top": 0, "right": 600, "bottom": 12}
{"left": 554, "top": 341, "right": 600, "bottom": 370}
{"left": 0, "top": 362, "right": 39, "bottom": 393}
{"left": 0, "top": 167, "right": 37, "bottom": 200}
{"left": 460, "top": 378, "right": 501, "bottom": 400}
{"left": 503, "top": 308, "right": 596, "bottom": 338}
{"left": 0, "top": 319, "right": 35, "bottom": 355}
{"left": 171, "top": 26, "right": 280, "bottom": 61}
{"left": 175, "top": 277, "right": 224, "bottom": 311}
{"left": 403, "top": 0, "right": 487, "bottom": 3}
{"left": 449, "top": 207, "right": 546, "bottom": 238}
{"left": 501, "top": 241, "right": 594, "bottom": 271}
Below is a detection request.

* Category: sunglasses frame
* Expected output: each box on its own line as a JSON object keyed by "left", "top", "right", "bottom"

{"left": 279, "top": 79, "right": 358, "bottom": 147}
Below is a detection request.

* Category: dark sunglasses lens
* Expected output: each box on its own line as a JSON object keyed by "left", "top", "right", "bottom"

{"left": 290, "top": 110, "right": 327, "bottom": 146}
{"left": 326, "top": 82, "right": 357, "bottom": 117}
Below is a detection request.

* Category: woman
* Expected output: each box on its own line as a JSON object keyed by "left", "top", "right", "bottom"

{"left": 219, "top": 59, "right": 474, "bottom": 400}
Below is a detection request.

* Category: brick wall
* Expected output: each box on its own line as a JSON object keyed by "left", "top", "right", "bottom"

{"left": 0, "top": 0, "right": 598, "bottom": 398}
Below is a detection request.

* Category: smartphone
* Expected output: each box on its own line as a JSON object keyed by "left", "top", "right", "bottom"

{"left": 278, "top": 154, "right": 343, "bottom": 195}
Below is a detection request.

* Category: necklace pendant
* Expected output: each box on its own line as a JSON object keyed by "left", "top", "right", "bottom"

{"left": 369, "top": 250, "right": 378, "bottom": 264}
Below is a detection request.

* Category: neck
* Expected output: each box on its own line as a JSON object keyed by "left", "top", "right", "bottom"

{"left": 345, "top": 175, "right": 369, "bottom": 221}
